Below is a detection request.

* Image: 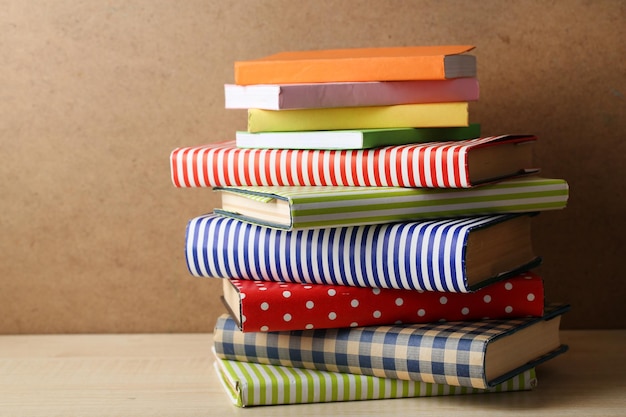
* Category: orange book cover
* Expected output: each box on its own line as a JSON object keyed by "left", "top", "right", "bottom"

{"left": 234, "top": 45, "right": 475, "bottom": 85}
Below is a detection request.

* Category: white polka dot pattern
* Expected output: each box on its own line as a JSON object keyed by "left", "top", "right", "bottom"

{"left": 230, "top": 271, "right": 545, "bottom": 332}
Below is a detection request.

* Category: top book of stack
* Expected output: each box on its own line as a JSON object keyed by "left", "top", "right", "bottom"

{"left": 234, "top": 45, "right": 476, "bottom": 85}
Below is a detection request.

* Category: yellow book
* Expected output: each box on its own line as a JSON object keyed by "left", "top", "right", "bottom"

{"left": 247, "top": 102, "right": 468, "bottom": 133}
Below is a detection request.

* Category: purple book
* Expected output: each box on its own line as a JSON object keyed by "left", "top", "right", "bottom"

{"left": 224, "top": 78, "right": 479, "bottom": 110}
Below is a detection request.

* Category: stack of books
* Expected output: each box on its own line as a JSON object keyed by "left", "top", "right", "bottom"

{"left": 170, "top": 46, "right": 571, "bottom": 407}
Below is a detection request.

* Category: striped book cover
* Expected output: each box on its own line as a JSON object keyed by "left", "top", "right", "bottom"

{"left": 224, "top": 78, "right": 479, "bottom": 110}
{"left": 214, "top": 176, "right": 569, "bottom": 230}
{"left": 222, "top": 272, "right": 545, "bottom": 333}
{"left": 247, "top": 102, "right": 469, "bottom": 132}
{"left": 213, "top": 349, "right": 537, "bottom": 407}
{"left": 170, "top": 135, "right": 538, "bottom": 188}
{"left": 185, "top": 213, "right": 540, "bottom": 293}
{"left": 213, "top": 303, "right": 569, "bottom": 390}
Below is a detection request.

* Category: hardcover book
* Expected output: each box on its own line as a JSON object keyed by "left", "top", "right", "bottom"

{"left": 214, "top": 350, "right": 537, "bottom": 407}
{"left": 225, "top": 78, "right": 480, "bottom": 110}
{"left": 213, "top": 303, "right": 569, "bottom": 390}
{"left": 185, "top": 213, "right": 540, "bottom": 293}
{"left": 234, "top": 45, "right": 476, "bottom": 85}
{"left": 236, "top": 124, "right": 480, "bottom": 150}
{"left": 214, "top": 177, "right": 569, "bottom": 230}
{"left": 247, "top": 102, "right": 468, "bottom": 132}
{"left": 221, "top": 272, "right": 545, "bottom": 332}
{"left": 170, "top": 135, "right": 539, "bottom": 188}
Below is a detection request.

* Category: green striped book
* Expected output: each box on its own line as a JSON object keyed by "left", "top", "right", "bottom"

{"left": 213, "top": 350, "right": 537, "bottom": 407}
{"left": 214, "top": 176, "right": 569, "bottom": 230}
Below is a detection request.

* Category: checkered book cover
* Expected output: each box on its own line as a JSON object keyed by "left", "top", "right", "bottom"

{"left": 213, "top": 303, "right": 569, "bottom": 389}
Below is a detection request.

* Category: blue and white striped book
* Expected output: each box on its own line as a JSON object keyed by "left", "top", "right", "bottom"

{"left": 185, "top": 213, "right": 540, "bottom": 292}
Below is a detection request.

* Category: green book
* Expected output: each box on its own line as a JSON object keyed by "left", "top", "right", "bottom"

{"left": 214, "top": 350, "right": 537, "bottom": 407}
{"left": 235, "top": 124, "right": 481, "bottom": 150}
{"left": 214, "top": 176, "right": 569, "bottom": 230}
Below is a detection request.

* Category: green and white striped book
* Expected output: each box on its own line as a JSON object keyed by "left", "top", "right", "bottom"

{"left": 214, "top": 176, "right": 569, "bottom": 230}
{"left": 213, "top": 349, "right": 537, "bottom": 407}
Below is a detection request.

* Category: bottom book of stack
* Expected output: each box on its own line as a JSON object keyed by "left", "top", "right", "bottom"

{"left": 213, "top": 350, "right": 537, "bottom": 407}
{"left": 212, "top": 303, "right": 569, "bottom": 407}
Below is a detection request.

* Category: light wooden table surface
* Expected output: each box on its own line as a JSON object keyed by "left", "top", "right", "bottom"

{"left": 1, "top": 330, "right": 624, "bottom": 416}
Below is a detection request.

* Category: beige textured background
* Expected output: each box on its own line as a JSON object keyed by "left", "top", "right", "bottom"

{"left": 1, "top": 0, "right": 624, "bottom": 334}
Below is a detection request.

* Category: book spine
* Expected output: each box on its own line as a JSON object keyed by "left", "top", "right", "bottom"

{"left": 186, "top": 213, "right": 503, "bottom": 293}
{"left": 213, "top": 315, "right": 499, "bottom": 389}
{"left": 171, "top": 138, "right": 514, "bottom": 188}
{"left": 231, "top": 273, "right": 545, "bottom": 332}
{"left": 215, "top": 353, "right": 536, "bottom": 407}
{"left": 247, "top": 103, "right": 469, "bottom": 132}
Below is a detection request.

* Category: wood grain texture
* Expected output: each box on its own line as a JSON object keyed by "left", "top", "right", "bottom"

{"left": 0, "top": 331, "right": 624, "bottom": 416}
{"left": 1, "top": 0, "right": 625, "bottom": 333}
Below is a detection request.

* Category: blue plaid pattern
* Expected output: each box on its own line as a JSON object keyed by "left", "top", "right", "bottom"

{"left": 214, "top": 303, "right": 568, "bottom": 389}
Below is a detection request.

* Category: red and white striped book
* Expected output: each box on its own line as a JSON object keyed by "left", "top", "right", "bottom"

{"left": 170, "top": 135, "right": 538, "bottom": 189}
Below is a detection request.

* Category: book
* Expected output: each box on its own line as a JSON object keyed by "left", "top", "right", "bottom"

{"left": 214, "top": 177, "right": 569, "bottom": 230}
{"left": 235, "top": 124, "right": 481, "bottom": 150}
{"left": 214, "top": 349, "right": 538, "bottom": 407}
{"left": 247, "top": 102, "right": 469, "bottom": 132}
{"left": 234, "top": 45, "right": 476, "bottom": 85}
{"left": 213, "top": 303, "right": 569, "bottom": 390}
{"left": 224, "top": 78, "right": 480, "bottom": 110}
{"left": 185, "top": 213, "right": 540, "bottom": 292}
{"left": 221, "top": 271, "right": 545, "bottom": 333}
{"left": 170, "top": 135, "right": 539, "bottom": 188}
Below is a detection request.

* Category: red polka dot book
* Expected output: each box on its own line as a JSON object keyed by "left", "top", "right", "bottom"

{"left": 221, "top": 271, "right": 545, "bottom": 333}
{"left": 170, "top": 45, "right": 571, "bottom": 406}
